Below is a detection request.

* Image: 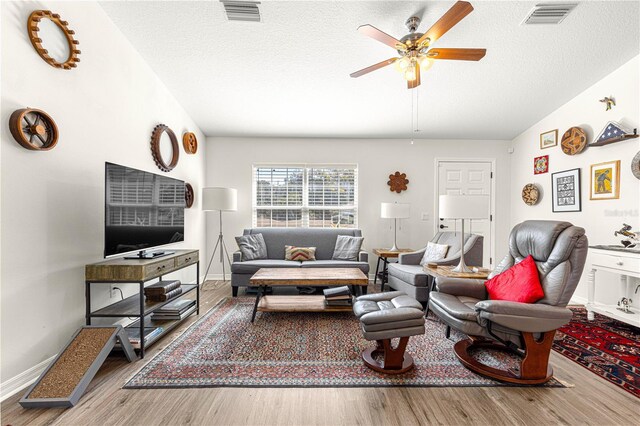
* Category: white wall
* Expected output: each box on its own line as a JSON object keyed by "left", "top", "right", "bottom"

{"left": 510, "top": 56, "right": 640, "bottom": 305}
{"left": 205, "top": 137, "right": 512, "bottom": 278}
{"left": 0, "top": 1, "right": 206, "bottom": 393}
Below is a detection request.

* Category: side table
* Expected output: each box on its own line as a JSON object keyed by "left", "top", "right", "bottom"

{"left": 372, "top": 248, "right": 414, "bottom": 291}
{"left": 423, "top": 265, "right": 491, "bottom": 317}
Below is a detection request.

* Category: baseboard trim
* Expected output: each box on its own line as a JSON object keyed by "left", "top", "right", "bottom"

{"left": 1, "top": 354, "right": 56, "bottom": 402}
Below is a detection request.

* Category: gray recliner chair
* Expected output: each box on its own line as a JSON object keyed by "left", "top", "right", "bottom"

{"left": 428, "top": 220, "right": 588, "bottom": 384}
{"left": 387, "top": 232, "right": 484, "bottom": 302}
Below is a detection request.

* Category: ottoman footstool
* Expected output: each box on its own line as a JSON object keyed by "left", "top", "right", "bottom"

{"left": 353, "top": 291, "right": 425, "bottom": 374}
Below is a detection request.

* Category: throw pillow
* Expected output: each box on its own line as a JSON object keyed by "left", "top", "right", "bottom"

{"left": 484, "top": 255, "right": 545, "bottom": 303}
{"left": 235, "top": 233, "right": 268, "bottom": 261}
{"left": 419, "top": 241, "right": 449, "bottom": 265}
{"left": 285, "top": 246, "right": 316, "bottom": 261}
{"left": 332, "top": 235, "right": 364, "bottom": 261}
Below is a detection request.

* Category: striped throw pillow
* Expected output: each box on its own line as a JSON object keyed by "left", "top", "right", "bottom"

{"left": 285, "top": 246, "right": 316, "bottom": 261}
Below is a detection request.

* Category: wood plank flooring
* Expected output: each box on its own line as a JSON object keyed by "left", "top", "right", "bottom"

{"left": 1, "top": 281, "right": 637, "bottom": 426}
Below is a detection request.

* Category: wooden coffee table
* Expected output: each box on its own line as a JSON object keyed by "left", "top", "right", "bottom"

{"left": 248, "top": 268, "right": 369, "bottom": 322}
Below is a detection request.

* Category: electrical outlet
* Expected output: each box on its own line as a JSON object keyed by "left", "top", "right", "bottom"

{"left": 421, "top": 213, "right": 429, "bottom": 221}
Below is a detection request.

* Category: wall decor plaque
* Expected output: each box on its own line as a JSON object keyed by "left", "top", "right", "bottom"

{"left": 9, "top": 107, "right": 59, "bottom": 151}
{"left": 185, "top": 183, "right": 194, "bottom": 208}
{"left": 590, "top": 160, "right": 620, "bottom": 200}
{"left": 521, "top": 184, "right": 540, "bottom": 206}
{"left": 561, "top": 127, "right": 587, "bottom": 155}
{"left": 150, "top": 124, "right": 179, "bottom": 172}
{"left": 387, "top": 171, "right": 409, "bottom": 193}
{"left": 182, "top": 132, "right": 198, "bottom": 154}
{"left": 27, "top": 10, "right": 80, "bottom": 70}
{"left": 551, "top": 168, "right": 581, "bottom": 213}
{"left": 534, "top": 155, "right": 549, "bottom": 174}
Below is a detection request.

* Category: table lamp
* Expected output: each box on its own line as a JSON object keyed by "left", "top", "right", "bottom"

{"left": 439, "top": 194, "right": 489, "bottom": 273}
{"left": 202, "top": 187, "right": 238, "bottom": 281}
{"left": 381, "top": 202, "right": 410, "bottom": 252}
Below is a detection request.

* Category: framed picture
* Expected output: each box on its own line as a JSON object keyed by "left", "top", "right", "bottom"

{"left": 551, "top": 168, "right": 581, "bottom": 212}
{"left": 534, "top": 155, "right": 549, "bottom": 174}
{"left": 540, "top": 129, "right": 558, "bottom": 149}
{"left": 590, "top": 160, "right": 620, "bottom": 200}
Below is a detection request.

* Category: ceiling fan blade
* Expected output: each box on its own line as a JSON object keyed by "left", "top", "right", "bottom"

{"left": 358, "top": 24, "right": 407, "bottom": 51}
{"left": 426, "top": 48, "right": 486, "bottom": 61}
{"left": 417, "top": 1, "right": 474, "bottom": 47}
{"left": 407, "top": 61, "right": 421, "bottom": 89}
{"left": 350, "top": 57, "right": 398, "bottom": 78}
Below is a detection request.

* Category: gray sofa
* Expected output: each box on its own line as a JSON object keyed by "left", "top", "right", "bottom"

{"left": 231, "top": 228, "right": 369, "bottom": 296}
{"left": 386, "top": 232, "right": 483, "bottom": 303}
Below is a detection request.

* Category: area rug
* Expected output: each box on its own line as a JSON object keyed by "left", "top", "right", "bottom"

{"left": 552, "top": 307, "right": 639, "bottom": 398}
{"left": 124, "top": 297, "right": 565, "bottom": 388}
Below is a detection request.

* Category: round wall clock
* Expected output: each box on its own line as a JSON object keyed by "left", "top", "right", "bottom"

{"left": 185, "top": 183, "right": 194, "bottom": 208}
{"left": 150, "top": 124, "right": 179, "bottom": 172}
{"left": 522, "top": 184, "right": 540, "bottom": 206}
{"left": 561, "top": 127, "right": 587, "bottom": 155}
{"left": 182, "top": 132, "right": 198, "bottom": 154}
{"left": 9, "top": 108, "right": 59, "bottom": 151}
{"left": 27, "top": 10, "right": 81, "bottom": 70}
{"left": 632, "top": 151, "right": 640, "bottom": 180}
{"left": 388, "top": 171, "right": 409, "bottom": 193}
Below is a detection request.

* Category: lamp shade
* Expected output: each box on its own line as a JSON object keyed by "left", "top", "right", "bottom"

{"left": 202, "top": 187, "right": 237, "bottom": 211}
{"left": 381, "top": 202, "right": 410, "bottom": 219}
{"left": 439, "top": 195, "right": 489, "bottom": 219}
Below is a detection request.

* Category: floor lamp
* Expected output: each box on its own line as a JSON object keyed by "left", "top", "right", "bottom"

{"left": 439, "top": 194, "right": 489, "bottom": 273}
{"left": 203, "top": 187, "right": 238, "bottom": 281}
{"left": 381, "top": 202, "right": 411, "bottom": 252}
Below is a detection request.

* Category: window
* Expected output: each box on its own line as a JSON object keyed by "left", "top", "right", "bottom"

{"left": 253, "top": 164, "right": 358, "bottom": 228}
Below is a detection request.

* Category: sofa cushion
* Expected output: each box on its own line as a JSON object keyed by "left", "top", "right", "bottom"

{"left": 420, "top": 241, "right": 449, "bottom": 265}
{"left": 332, "top": 235, "right": 364, "bottom": 261}
{"left": 387, "top": 263, "right": 429, "bottom": 287}
{"left": 429, "top": 292, "right": 480, "bottom": 322}
{"left": 285, "top": 246, "right": 316, "bottom": 261}
{"left": 300, "top": 260, "right": 369, "bottom": 274}
{"left": 243, "top": 228, "right": 363, "bottom": 260}
{"left": 235, "top": 234, "right": 267, "bottom": 261}
{"left": 231, "top": 259, "right": 301, "bottom": 274}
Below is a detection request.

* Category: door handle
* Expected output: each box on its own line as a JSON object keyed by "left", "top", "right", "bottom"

{"left": 440, "top": 224, "right": 448, "bottom": 229}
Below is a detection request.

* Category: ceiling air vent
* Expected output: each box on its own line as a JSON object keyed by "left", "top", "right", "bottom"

{"left": 522, "top": 3, "right": 577, "bottom": 25}
{"left": 221, "top": 1, "right": 261, "bottom": 22}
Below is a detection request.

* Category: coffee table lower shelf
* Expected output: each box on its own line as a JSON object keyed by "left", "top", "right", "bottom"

{"left": 257, "top": 295, "right": 353, "bottom": 313}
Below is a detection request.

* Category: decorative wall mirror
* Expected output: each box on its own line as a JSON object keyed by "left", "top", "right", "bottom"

{"left": 151, "top": 124, "right": 179, "bottom": 172}
{"left": 28, "top": 10, "right": 80, "bottom": 70}
{"left": 9, "top": 108, "right": 59, "bottom": 151}
{"left": 182, "top": 132, "right": 198, "bottom": 154}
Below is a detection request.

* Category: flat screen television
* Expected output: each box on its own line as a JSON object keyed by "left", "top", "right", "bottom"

{"left": 104, "top": 162, "right": 185, "bottom": 258}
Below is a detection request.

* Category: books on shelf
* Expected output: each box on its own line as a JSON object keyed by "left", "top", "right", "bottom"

{"left": 144, "top": 280, "right": 181, "bottom": 295}
{"left": 146, "top": 287, "right": 183, "bottom": 302}
{"left": 151, "top": 299, "right": 196, "bottom": 320}
{"left": 126, "top": 326, "right": 164, "bottom": 349}
{"left": 323, "top": 286, "right": 353, "bottom": 306}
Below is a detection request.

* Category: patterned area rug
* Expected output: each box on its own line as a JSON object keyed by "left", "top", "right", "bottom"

{"left": 124, "top": 297, "right": 565, "bottom": 388}
{"left": 552, "top": 307, "right": 639, "bottom": 398}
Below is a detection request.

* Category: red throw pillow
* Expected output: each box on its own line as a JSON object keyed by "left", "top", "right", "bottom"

{"left": 484, "top": 255, "right": 544, "bottom": 303}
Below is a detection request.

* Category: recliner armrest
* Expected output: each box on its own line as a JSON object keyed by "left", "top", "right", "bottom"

{"left": 435, "top": 277, "right": 487, "bottom": 299}
{"left": 475, "top": 300, "right": 573, "bottom": 333}
{"left": 232, "top": 251, "right": 242, "bottom": 262}
{"left": 398, "top": 249, "right": 425, "bottom": 265}
{"left": 358, "top": 251, "right": 368, "bottom": 263}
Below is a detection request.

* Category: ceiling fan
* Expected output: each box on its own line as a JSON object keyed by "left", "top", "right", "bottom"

{"left": 350, "top": 1, "right": 486, "bottom": 89}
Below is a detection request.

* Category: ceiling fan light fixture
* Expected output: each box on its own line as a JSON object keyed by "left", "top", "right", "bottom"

{"left": 394, "top": 56, "right": 411, "bottom": 72}
{"left": 404, "top": 65, "right": 417, "bottom": 82}
{"left": 418, "top": 57, "right": 434, "bottom": 71}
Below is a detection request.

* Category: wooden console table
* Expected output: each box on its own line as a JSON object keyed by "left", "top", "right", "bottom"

{"left": 85, "top": 249, "right": 199, "bottom": 358}
{"left": 587, "top": 246, "right": 640, "bottom": 326}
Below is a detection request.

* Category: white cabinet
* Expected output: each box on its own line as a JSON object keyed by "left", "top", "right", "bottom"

{"left": 587, "top": 247, "right": 640, "bottom": 326}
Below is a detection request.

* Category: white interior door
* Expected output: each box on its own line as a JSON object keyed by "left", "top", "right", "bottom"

{"left": 436, "top": 160, "right": 494, "bottom": 267}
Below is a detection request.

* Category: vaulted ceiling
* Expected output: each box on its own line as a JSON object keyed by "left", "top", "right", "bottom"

{"left": 100, "top": 1, "right": 639, "bottom": 140}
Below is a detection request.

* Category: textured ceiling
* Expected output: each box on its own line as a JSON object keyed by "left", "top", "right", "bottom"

{"left": 99, "top": 1, "right": 639, "bottom": 140}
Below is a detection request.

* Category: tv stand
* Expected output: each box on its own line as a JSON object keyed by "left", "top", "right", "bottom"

{"left": 124, "top": 250, "right": 175, "bottom": 260}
